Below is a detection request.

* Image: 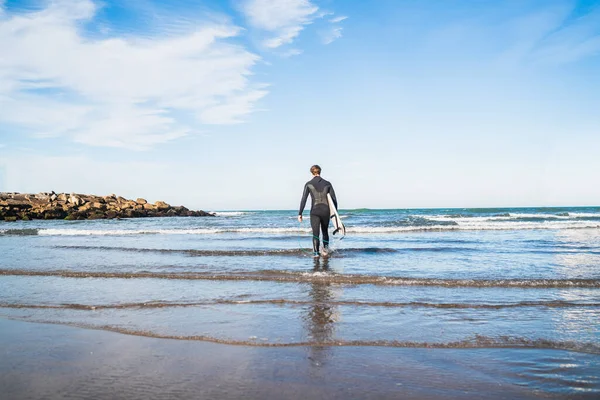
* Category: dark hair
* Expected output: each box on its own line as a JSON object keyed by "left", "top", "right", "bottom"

{"left": 310, "top": 165, "right": 321, "bottom": 175}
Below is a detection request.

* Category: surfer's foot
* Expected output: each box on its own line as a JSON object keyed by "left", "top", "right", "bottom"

{"left": 320, "top": 248, "right": 329, "bottom": 257}
{"left": 312, "top": 252, "right": 320, "bottom": 258}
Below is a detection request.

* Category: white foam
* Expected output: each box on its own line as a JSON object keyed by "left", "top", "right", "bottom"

{"left": 32, "top": 219, "right": 600, "bottom": 237}
{"left": 211, "top": 211, "right": 250, "bottom": 217}
{"left": 38, "top": 228, "right": 222, "bottom": 236}
{"left": 37, "top": 227, "right": 311, "bottom": 236}
{"left": 348, "top": 221, "right": 600, "bottom": 233}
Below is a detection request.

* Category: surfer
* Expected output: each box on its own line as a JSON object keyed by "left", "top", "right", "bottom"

{"left": 298, "top": 165, "right": 338, "bottom": 257}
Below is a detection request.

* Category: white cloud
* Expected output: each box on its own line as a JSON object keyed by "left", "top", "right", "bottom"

{"left": 488, "top": 4, "right": 600, "bottom": 69}
{"left": 528, "top": 7, "right": 600, "bottom": 65}
{"left": 321, "top": 26, "right": 343, "bottom": 45}
{"left": 329, "top": 15, "right": 347, "bottom": 23}
{"left": 0, "top": 0, "right": 266, "bottom": 150}
{"left": 240, "top": 0, "right": 319, "bottom": 48}
{"left": 280, "top": 48, "right": 303, "bottom": 57}
{"left": 320, "top": 14, "right": 347, "bottom": 44}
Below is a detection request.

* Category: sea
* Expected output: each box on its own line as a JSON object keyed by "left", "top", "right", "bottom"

{"left": 1, "top": 206, "right": 599, "bottom": 395}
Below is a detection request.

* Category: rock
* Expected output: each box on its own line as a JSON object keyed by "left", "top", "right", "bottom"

{"left": 143, "top": 203, "right": 156, "bottom": 211}
{"left": 4, "top": 216, "right": 17, "bottom": 222}
{"left": 91, "top": 202, "right": 106, "bottom": 209}
{"left": 57, "top": 193, "right": 68, "bottom": 202}
{"left": 68, "top": 194, "right": 81, "bottom": 206}
{"left": 136, "top": 198, "right": 147, "bottom": 205}
{"left": 66, "top": 211, "right": 87, "bottom": 220}
{"left": 11, "top": 194, "right": 30, "bottom": 202}
{"left": 35, "top": 193, "right": 51, "bottom": 201}
{"left": 50, "top": 193, "right": 58, "bottom": 201}
{"left": 5, "top": 199, "right": 32, "bottom": 208}
{"left": 105, "top": 210, "right": 118, "bottom": 219}
{"left": 43, "top": 207, "right": 67, "bottom": 219}
{"left": 155, "top": 201, "right": 170, "bottom": 210}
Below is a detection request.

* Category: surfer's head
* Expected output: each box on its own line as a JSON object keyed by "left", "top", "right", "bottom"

{"left": 310, "top": 165, "right": 321, "bottom": 176}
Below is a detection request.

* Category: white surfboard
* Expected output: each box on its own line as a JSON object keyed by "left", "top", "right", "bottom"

{"left": 327, "top": 193, "right": 346, "bottom": 237}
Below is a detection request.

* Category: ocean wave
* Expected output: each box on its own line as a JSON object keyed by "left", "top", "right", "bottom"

{"left": 2, "top": 299, "right": 597, "bottom": 310}
{"left": 2, "top": 269, "right": 599, "bottom": 288}
{"left": 35, "top": 228, "right": 308, "bottom": 236}
{"left": 0, "top": 315, "right": 597, "bottom": 353}
{"left": 52, "top": 245, "right": 400, "bottom": 256}
{"left": 210, "top": 211, "right": 251, "bottom": 217}
{"left": 0, "top": 228, "right": 40, "bottom": 236}
{"left": 348, "top": 222, "right": 600, "bottom": 233}
{"left": 3, "top": 218, "right": 600, "bottom": 237}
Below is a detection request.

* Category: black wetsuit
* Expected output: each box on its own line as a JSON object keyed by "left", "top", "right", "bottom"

{"left": 298, "top": 176, "right": 338, "bottom": 253}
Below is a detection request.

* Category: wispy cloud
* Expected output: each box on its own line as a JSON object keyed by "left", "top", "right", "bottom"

{"left": 321, "top": 26, "right": 343, "bottom": 45}
{"left": 329, "top": 15, "right": 347, "bottom": 23}
{"left": 476, "top": 3, "right": 600, "bottom": 69}
{"left": 528, "top": 6, "right": 600, "bottom": 65}
{"left": 240, "top": 0, "right": 319, "bottom": 48}
{"left": 0, "top": 0, "right": 266, "bottom": 150}
{"left": 280, "top": 48, "right": 303, "bottom": 57}
{"left": 321, "top": 14, "right": 347, "bottom": 44}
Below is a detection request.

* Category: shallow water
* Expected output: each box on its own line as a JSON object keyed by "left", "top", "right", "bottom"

{"left": 1, "top": 207, "right": 599, "bottom": 394}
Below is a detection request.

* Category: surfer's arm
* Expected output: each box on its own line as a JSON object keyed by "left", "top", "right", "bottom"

{"left": 298, "top": 184, "right": 310, "bottom": 215}
{"left": 329, "top": 186, "right": 338, "bottom": 210}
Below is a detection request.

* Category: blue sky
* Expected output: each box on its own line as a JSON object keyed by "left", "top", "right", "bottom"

{"left": 0, "top": 0, "right": 599, "bottom": 210}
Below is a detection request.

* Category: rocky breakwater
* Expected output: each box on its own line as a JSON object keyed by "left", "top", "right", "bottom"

{"left": 0, "top": 192, "right": 215, "bottom": 221}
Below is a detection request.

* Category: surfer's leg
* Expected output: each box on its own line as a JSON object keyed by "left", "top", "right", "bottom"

{"left": 320, "top": 215, "right": 330, "bottom": 249}
{"left": 313, "top": 209, "right": 329, "bottom": 249}
{"left": 310, "top": 214, "right": 321, "bottom": 255}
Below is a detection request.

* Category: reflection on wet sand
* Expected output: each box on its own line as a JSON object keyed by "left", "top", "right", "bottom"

{"left": 306, "top": 257, "right": 337, "bottom": 368}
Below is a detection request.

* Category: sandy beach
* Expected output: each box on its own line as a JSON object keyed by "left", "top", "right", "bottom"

{"left": 3, "top": 318, "right": 598, "bottom": 399}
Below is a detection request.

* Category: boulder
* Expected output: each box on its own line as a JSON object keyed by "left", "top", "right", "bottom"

{"left": 5, "top": 199, "right": 32, "bottom": 208}
{"left": 43, "top": 207, "right": 67, "bottom": 219}
{"left": 11, "top": 194, "right": 30, "bottom": 202}
{"left": 91, "top": 202, "right": 106, "bottom": 209}
{"left": 105, "top": 210, "right": 118, "bottom": 219}
{"left": 35, "top": 193, "right": 51, "bottom": 201}
{"left": 136, "top": 198, "right": 147, "bottom": 205}
{"left": 68, "top": 194, "right": 81, "bottom": 206}
{"left": 155, "top": 201, "right": 170, "bottom": 210}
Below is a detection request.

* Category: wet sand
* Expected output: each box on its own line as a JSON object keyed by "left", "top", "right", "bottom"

{"left": 1, "top": 318, "right": 597, "bottom": 399}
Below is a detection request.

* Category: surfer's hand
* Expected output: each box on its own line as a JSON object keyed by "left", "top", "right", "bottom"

{"left": 298, "top": 215, "right": 303, "bottom": 222}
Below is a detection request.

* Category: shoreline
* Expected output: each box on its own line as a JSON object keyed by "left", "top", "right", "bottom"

{"left": 0, "top": 192, "right": 214, "bottom": 221}
{"left": 2, "top": 317, "right": 596, "bottom": 399}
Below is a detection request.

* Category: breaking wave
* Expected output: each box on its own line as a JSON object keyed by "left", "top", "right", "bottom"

{"left": 0, "top": 314, "right": 598, "bottom": 353}
{"left": 2, "top": 269, "right": 598, "bottom": 288}
{"left": 2, "top": 299, "right": 598, "bottom": 310}
{"left": 2, "top": 220, "right": 599, "bottom": 237}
